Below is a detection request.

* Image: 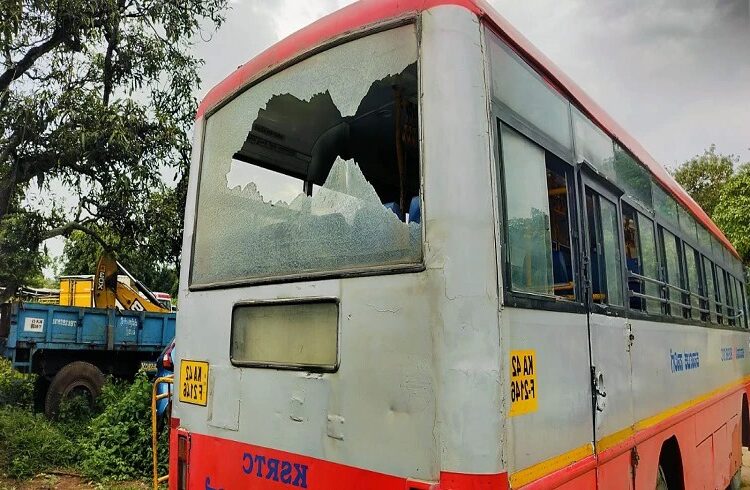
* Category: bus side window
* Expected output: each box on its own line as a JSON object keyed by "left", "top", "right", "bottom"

{"left": 585, "top": 190, "right": 623, "bottom": 307}
{"left": 702, "top": 256, "right": 718, "bottom": 324}
{"left": 499, "top": 124, "right": 576, "bottom": 300}
{"left": 682, "top": 244, "right": 704, "bottom": 321}
{"left": 738, "top": 279, "right": 748, "bottom": 329}
{"left": 722, "top": 269, "right": 736, "bottom": 327}
{"left": 622, "top": 204, "right": 661, "bottom": 313}
{"left": 659, "top": 228, "right": 684, "bottom": 318}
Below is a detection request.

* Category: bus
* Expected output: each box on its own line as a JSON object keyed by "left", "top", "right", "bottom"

{"left": 169, "top": 1, "right": 750, "bottom": 488}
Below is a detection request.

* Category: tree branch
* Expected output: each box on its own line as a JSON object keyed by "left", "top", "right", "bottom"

{"left": 44, "top": 222, "right": 110, "bottom": 251}
{"left": 0, "top": 12, "right": 112, "bottom": 93}
{"left": 0, "top": 30, "right": 68, "bottom": 93}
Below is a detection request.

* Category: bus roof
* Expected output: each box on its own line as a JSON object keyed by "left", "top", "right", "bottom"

{"left": 196, "top": 0, "right": 739, "bottom": 258}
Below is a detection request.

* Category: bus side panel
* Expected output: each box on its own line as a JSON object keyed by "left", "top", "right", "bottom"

{"left": 503, "top": 308, "right": 594, "bottom": 486}
{"left": 421, "top": 5, "right": 503, "bottom": 477}
{"left": 629, "top": 320, "right": 749, "bottom": 487}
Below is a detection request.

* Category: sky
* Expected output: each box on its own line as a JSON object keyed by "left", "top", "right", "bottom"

{"left": 193, "top": 0, "right": 750, "bottom": 168}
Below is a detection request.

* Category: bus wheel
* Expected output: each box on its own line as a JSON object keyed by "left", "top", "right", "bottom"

{"left": 656, "top": 465, "right": 669, "bottom": 490}
{"left": 44, "top": 361, "right": 105, "bottom": 419}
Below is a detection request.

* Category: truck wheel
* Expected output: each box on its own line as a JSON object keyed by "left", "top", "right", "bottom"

{"left": 45, "top": 361, "right": 105, "bottom": 419}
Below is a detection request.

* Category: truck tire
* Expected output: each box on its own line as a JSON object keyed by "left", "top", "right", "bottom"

{"left": 45, "top": 361, "right": 105, "bottom": 419}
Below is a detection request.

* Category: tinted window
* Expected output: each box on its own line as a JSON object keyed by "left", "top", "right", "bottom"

{"left": 572, "top": 107, "right": 614, "bottom": 174}
{"left": 614, "top": 145, "right": 653, "bottom": 209}
{"left": 586, "top": 190, "right": 623, "bottom": 306}
{"left": 683, "top": 244, "right": 703, "bottom": 320}
{"left": 703, "top": 256, "right": 718, "bottom": 324}
{"left": 661, "top": 228, "right": 683, "bottom": 317}
{"left": 488, "top": 34, "right": 572, "bottom": 150}
{"left": 500, "top": 126, "right": 553, "bottom": 296}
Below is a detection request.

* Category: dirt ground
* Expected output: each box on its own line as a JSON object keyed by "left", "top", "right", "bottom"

{"left": 0, "top": 473, "right": 148, "bottom": 490}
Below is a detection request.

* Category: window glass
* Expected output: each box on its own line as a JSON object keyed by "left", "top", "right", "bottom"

{"left": 697, "top": 225, "right": 711, "bottom": 253}
{"left": 653, "top": 183, "right": 679, "bottom": 227}
{"left": 600, "top": 198, "right": 623, "bottom": 306}
{"left": 683, "top": 244, "right": 702, "bottom": 319}
{"left": 501, "top": 126, "right": 553, "bottom": 295}
{"left": 723, "top": 270, "right": 736, "bottom": 326}
{"left": 678, "top": 207, "right": 698, "bottom": 243}
{"left": 733, "top": 277, "right": 745, "bottom": 328}
{"left": 661, "top": 228, "right": 683, "bottom": 317}
{"left": 637, "top": 213, "right": 662, "bottom": 314}
{"left": 716, "top": 266, "right": 730, "bottom": 324}
{"left": 572, "top": 107, "right": 614, "bottom": 175}
{"left": 488, "top": 34, "right": 572, "bottom": 150}
{"left": 703, "top": 256, "right": 717, "bottom": 324}
{"left": 586, "top": 190, "right": 622, "bottom": 306}
{"left": 231, "top": 302, "right": 338, "bottom": 369}
{"left": 712, "top": 236, "right": 723, "bottom": 266}
{"left": 739, "top": 281, "right": 748, "bottom": 329}
{"left": 623, "top": 204, "right": 643, "bottom": 310}
{"left": 614, "top": 145, "right": 653, "bottom": 209}
{"left": 547, "top": 162, "right": 576, "bottom": 299}
{"left": 191, "top": 26, "right": 421, "bottom": 285}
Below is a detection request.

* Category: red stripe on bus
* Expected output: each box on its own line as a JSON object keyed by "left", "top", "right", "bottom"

{"left": 169, "top": 377, "right": 748, "bottom": 489}
{"left": 167, "top": 422, "right": 508, "bottom": 490}
{"left": 194, "top": 0, "right": 737, "bottom": 256}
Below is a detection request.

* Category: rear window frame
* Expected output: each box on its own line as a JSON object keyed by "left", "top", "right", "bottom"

{"left": 187, "top": 19, "right": 426, "bottom": 291}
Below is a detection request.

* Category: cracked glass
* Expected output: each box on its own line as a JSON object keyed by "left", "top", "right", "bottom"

{"left": 191, "top": 26, "right": 421, "bottom": 285}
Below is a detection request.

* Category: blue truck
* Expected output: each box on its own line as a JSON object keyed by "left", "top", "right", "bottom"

{"left": 0, "top": 301, "right": 175, "bottom": 417}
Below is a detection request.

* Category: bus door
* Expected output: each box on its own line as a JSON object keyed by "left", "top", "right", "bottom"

{"left": 580, "top": 170, "right": 636, "bottom": 472}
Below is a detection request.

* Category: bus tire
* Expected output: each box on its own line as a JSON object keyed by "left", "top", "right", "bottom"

{"left": 44, "top": 361, "right": 105, "bottom": 419}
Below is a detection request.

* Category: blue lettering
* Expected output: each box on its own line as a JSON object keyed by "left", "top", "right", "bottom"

{"left": 241, "top": 452, "right": 306, "bottom": 487}
{"left": 670, "top": 350, "right": 700, "bottom": 373}
{"left": 254, "top": 455, "right": 266, "bottom": 478}
{"left": 280, "top": 461, "right": 293, "bottom": 484}
{"left": 293, "top": 463, "right": 308, "bottom": 488}
{"left": 266, "top": 458, "right": 280, "bottom": 481}
{"left": 242, "top": 453, "right": 253, "bottom": 474}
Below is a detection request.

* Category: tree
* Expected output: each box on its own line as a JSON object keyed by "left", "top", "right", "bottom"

{"left": 713, "top": 165, "right": 750, "bottom": 265}
{"left": 60, "top": 182, "right": 184, "bottom": 296}
{"left": 672, "top": 145, "right": 737, "bottom": 216}
{"left": 0, "top": 0, "right": 227, "bottom": 302}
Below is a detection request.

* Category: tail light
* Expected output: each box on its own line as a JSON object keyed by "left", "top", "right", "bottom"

{"left": 162, "top": 341, "right": 175, "bottom": 371}
{"left": 177, "top": 433, "right": 189, "bottom": 490}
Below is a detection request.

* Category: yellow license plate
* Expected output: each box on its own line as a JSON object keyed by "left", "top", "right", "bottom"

{"left": 179, "top": 359, "right": 209, "bottom": 406}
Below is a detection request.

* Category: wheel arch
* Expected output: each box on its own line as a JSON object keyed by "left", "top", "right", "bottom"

{"left": 658, "top": 435, "right": 685, "bottom": 490}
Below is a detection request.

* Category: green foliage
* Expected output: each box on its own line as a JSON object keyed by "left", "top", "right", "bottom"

{"left": 713, "top": 166, "right": 750, "bottom": 264}
{"left": 0, "top": 211, "right": 48, "bottom": 292}
{"left": 0, "top": 0, "right": 227, "bottom": 301}
{"left": 80, "top": 372, "right": 168, "bottom": 481}
{"left": 0, "top": 408, "right": 80, "bottom": 478}
{"left": 0, "top": 359, "right": 35, "bottom": 410}
{"left": 0, "top": 363, "right": 168, "bottom": 483}
{"left": 672, "top": 145, "right": 736, "bottom": 216}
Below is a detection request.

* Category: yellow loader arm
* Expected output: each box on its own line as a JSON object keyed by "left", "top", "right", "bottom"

{"left": 93, "top": 255, "right": 170, "bottom": 313}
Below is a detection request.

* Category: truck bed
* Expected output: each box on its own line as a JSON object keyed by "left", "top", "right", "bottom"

{"left": 0, "top": 302, "right": 176, "bottom": 373}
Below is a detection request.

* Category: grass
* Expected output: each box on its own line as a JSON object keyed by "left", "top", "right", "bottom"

{"left": 0, "top": 359, "right": 168, "bottom": 485}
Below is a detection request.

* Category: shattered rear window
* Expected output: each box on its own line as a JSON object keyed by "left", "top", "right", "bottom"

{"left": 191, "top": 26, "right": 422, "bottom": 286}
